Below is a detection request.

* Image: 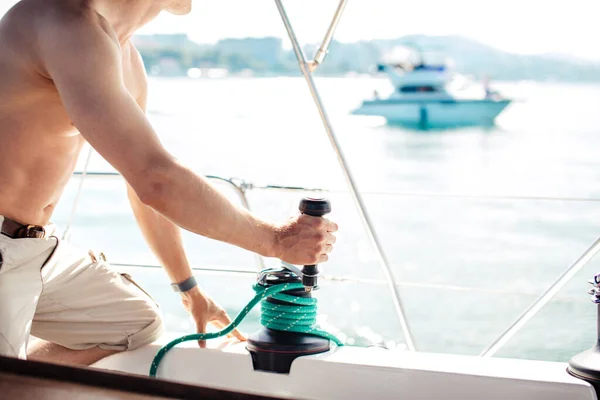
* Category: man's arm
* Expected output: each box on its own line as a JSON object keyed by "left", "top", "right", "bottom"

{"left": 38, "top": 13, "right": 336, "bottom": 265}
{"left": 127, "top": 182, "right": 189, "bottom": 282}
{"left": 121, "top": 45, "right": 244, "bottom": 345}
{"left": 126, "top": 179, "right": 247, "bottom": 346}
{"left": 125, "top": 46, "right": 195, "bottom": 285}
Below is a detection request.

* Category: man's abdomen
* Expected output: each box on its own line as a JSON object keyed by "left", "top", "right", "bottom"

{"left": 0, "top": 125, "right": 84, "bottom": 226}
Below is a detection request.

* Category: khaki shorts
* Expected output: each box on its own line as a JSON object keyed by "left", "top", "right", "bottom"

{"left": 0, "top": 216, "right": 164, "bottom": 359}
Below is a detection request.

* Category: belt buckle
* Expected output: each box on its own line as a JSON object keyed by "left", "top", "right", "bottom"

{"left": 22, "top": 224, "right": 46, "bottom": 239}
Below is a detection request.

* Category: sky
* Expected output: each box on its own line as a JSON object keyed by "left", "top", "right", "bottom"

{"left": 1, "top": 0, "right": 599, "bottom": 61}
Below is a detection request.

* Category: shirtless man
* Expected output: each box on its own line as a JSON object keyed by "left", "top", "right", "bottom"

{"left": 0, "top": 0, "right": 337, "bottom": 366}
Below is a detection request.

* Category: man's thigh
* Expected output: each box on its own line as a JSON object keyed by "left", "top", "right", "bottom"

{"left": 32, "top": 242, "right": 164, "bottom": 352}
{"left": 0, "top": 232, "right": 57, "bottom": 358}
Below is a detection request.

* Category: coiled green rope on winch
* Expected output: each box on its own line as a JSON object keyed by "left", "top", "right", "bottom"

{"left": 149, "top": 281, "right": 343, "bottom": 377}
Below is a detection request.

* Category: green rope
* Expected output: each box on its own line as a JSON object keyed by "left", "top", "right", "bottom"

{"left": 149, "top": 282, "right": 343, "bottom": 377}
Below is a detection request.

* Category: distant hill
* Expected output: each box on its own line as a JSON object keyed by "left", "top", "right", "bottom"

{"left": 133, "top": 34, "right": 600, "bottom": 82}
{"left": 371, "top": 35, "right": 600, "bottom": 82}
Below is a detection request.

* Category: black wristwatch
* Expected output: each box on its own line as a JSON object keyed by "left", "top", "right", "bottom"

{"left": 171, "top": 276, "right": 198, "bottom": 293}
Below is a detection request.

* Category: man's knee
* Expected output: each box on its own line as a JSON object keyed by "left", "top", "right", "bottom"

{"left": 122, "top": 310, "right": 165, "bottom": 351}
{"left": 89, "top": 305, "right": 165, "bottom": 352}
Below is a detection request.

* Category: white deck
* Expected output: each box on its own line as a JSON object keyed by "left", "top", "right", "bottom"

{"left": 93, "top": 339, "right": 596, "bottom": 399}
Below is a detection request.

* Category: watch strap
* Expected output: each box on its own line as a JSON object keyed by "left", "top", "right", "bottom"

{"left": 171, "top": 276, "right": 197, "bottom": 293}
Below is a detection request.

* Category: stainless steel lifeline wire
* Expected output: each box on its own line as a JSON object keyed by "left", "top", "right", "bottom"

{"left": 72, "top": 171, "right": 600, "bottom": 357}
{"left": 273, "top": 0, "right": 416, "bottom": 351}
{"left": 71, "top": 172, "right": 600, "bottom": 204}
{"left": 69, "top": 170, "right": 266, "bottom": 271}
{"left": 71, "top": 171, "right": 600, "bottom": 355}
{"left": 480, "top": 236, "right": 600, "bottom": 357}
{"left": 62, "top": 145, "right": 93, "bottom": 241}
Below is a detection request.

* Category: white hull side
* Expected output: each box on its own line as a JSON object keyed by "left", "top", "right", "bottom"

{"left": 93, "top": 342, "right": 595, "bottom": 400}
{"left": 353, "top": 99, "right": 511, "bottom": 128}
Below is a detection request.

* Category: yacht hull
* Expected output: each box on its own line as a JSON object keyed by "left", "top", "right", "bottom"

{"left": 93, "top": 341, "right": 595, "bottom": 400}
{"left": 352, "top": 98, "right": 511, "bottom": 128}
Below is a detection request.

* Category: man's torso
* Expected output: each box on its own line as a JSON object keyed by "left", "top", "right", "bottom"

{"left": 0, "top": 0, "right": 147, "bottom": 226}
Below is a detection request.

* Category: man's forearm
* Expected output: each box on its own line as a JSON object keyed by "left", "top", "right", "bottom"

{"left": 137, "top": 160, "right": 278, "bottom": 259}
{"left": 127, "top": 184, "right": 195, "bottom": 284}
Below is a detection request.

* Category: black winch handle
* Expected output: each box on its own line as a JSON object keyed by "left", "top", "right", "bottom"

{"left": 298, "top": 197, "right": 331, "bottom": 292}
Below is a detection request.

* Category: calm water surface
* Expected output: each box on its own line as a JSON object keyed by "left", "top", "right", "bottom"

{"left": 52, "top": 76, "right": 600, "bottom": 362}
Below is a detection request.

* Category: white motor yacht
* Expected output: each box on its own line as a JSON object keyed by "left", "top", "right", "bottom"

{"left": 352, "top": 47, "right": 512, "bottom": 128}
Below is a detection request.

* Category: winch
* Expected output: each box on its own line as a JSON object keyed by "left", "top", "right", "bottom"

{"left": 246, "top": 197, "right": 333, "bottom": 373}
{"left": 149, "top": 197, "right": 342, "bottom": 377}
{"left": 568, "top": 272, "right": 600, "bottom": 396}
